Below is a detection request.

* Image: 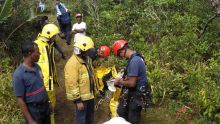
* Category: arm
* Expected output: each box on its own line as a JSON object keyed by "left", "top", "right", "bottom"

{"left": 55, "top": 5, "right": 61, "bottom": 16}
{"left": 13, "top": 73, "right": 37, "bottom": 124}
{"left": 73, "top": 28, "right": 85, "bottom": 33}
{"left": 17, "top": 97, "right": 37, "bottom": 124}
{"left": 53, "top": 41, "right": 66, "bottom": 59}
{"left": 61, "top": 3, "right": 68, "bottom": 12}
{"left": 115, "top": 76, "right": 137, "bottom": 88}
{"left": 72, "top": 22, "right": 86, "bottom": 33}
{"left": 115, "top": 57, "right": 140, "bottom": 88}
{"left": 64, "top": 58, "right": 85, "bottom": 110}
{"left": 65, "top": 58, "right": 81, "bottom": 102}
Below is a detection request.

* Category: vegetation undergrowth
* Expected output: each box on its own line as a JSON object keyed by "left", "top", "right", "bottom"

{"left": 0, "top": 58, "right": 24, "bottom": 123}
{"left": 0, "top": 0, "right": 220, "bottom": 123}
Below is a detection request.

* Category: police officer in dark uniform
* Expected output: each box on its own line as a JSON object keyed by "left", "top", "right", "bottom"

{"left": 12, "top": 42, "right": 50, "bottom": 124}
{"left": 112, "top": 40, "right": 151, "bottom": 124}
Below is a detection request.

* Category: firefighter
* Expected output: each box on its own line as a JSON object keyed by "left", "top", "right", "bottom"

{"left": 94, "top": 45, "right": 114, "bottom": 95}
{"left": 35, "top": 23, "right": 66, "bottom": 124}
{"left": 94, "top": 45, "right": 122, "bottom": 118}
{"left": 112, "top": 40, "right": 151, "bottom": 124}
{"left": 65, "top": 36, "right": 96, "bottom": 124}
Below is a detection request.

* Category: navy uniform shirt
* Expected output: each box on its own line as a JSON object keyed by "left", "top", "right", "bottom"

{"left": 127, "top": 55, "right": 147, "bottom": 87}
{"left": 13, "top": 64, "right": 48, "bottom": 103}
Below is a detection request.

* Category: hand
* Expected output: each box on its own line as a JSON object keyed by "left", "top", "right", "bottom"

{"left": 29, "top": 119, "right": 38, "bottom": 124}
{"left": 76, "top": 102, "right": 84, "bottom": 110}
{"left": 114, "top": 77, "right": 121, "bottom": 86}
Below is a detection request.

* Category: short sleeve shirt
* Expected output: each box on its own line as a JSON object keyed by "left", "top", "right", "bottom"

{"left": 12, "top": 64, "right": 48, "bottom": 103}
{"left": 127, "top": 55, "right": 147, "bottom": 87}
{"left": 72, "top": 22, "right": 86, "bottom": 42}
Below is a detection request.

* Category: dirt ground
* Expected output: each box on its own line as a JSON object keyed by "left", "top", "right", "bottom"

{"left": 53, "top": 38, "right": 182, "bottom": 124}
{"left": 54, "top": 39, "right": 110, "bottom": 124}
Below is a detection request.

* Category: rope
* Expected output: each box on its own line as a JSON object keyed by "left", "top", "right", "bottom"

{"left": 95, "top": 98, "right": 104, "bottom": 111}
{"left": 95, "top": 91, "right": 113, "bottom": 110}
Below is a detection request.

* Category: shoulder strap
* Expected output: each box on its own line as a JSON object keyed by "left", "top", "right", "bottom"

{"left": 122, "top": 52, "right": 145, "bottom": 78}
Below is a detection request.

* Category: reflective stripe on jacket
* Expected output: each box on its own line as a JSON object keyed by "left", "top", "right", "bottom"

{"left": 64, "top": 54, "right": 94, "bottom": 101}
{"left": 35, "top": 37, "right": 56, "bottom": 91}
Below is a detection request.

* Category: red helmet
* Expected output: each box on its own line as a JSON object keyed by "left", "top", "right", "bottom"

{"left": 112, "top": 40, "right": 127, "bottom": 56}
{"left": 99, "top": 45, "right": 111, "bottom": 58}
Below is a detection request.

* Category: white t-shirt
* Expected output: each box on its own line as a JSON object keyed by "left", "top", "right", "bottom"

{"left": 72, "top": 22, "right": 86, "bottom": 42}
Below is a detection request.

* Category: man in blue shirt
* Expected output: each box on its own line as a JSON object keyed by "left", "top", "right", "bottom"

{"left": 55, "top": 0, "right": 72, "bottom": 45}
{"left": 13, "top": 42, "right": 50, "bottom": 124}
{"left": 112, "top": 40, "right": 150, "bottom": 124}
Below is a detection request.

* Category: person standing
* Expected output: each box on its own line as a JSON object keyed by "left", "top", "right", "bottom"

{"left": 38, "top": 0, "right": 46, "bottom": 13}
{"left": 94, "top": 45, "right": 122, "bottom": 117}
{"left": 112, "top": 40, "right": 151, "bottom": 124}
{"left": 12, "top": 42, "right": 50, "bottom": 124}
{"left": 55, "top": 0, "right": 72, "bottom": 45}
{"left": 35, "top": 23, "right": 66, "bottom": 124}
{"left": 72, "top": 13, "right": 86, "bottom": 42}
{"left": 65, "top": 36, "right": 96, "bottom": 124}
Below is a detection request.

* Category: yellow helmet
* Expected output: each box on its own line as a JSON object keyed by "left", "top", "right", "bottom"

{"left": 74, "top": 36, "right": 94, "bottom": 51}
{"left": 41, "top": 24, "right": 60, "bottom": 39}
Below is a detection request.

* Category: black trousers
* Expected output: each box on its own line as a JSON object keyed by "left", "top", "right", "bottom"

{"left": 26, "top": 102, "right": 51, "bottom": 124}
{"left": 58, "top": 20, "right": 72, "bottom": 44}
{"left": 117, "top": 98, "right": 142, "bottom": 124}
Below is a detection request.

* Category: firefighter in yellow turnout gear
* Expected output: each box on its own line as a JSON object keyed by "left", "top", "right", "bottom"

{"left": 65, "top": 36, "right": 96, "bottom": 124}
{"left": 35, "top": 24, "right": 66, "bottom": 124}
{"left": 95, "top": 45, "right": 122, "bottom": 117}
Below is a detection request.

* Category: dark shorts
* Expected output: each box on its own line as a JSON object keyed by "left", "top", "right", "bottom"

{"left": 26, "top": 102, "right": 51, "bottom": 124}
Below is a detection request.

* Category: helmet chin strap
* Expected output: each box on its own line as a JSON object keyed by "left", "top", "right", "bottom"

{"left": 39, "top": 36, "right": 49, "bottom": 42}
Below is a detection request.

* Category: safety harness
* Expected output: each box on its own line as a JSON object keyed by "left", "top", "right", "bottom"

{"left": 121, "top": 52, "right": 152, "bottom": 110}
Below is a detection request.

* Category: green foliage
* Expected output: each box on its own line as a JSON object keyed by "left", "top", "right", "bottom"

{"left": 0, "top": 0, "right": 38, "bottom": 62}
{"left": 84, "top": 0, "right": 220, "bottom": 122}
{"left": 0, "top": 58, "right": 23, "bottom": 123}
{"left": 0, "top": 0, "right": 220, "bottom": 123}
{"left": 0, "top": 0, "right": 13, "bottom": 24}
{"left": 66, "top": 1, "right": 220, "bottom": 122}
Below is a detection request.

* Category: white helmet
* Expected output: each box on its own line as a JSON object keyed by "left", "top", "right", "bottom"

{"left": 103, "top": 117, "right": 131, "bottom": 124}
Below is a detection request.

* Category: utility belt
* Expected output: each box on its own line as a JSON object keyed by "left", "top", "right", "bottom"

{"left": 120, "top": 84, "right": 152, "bottom": 109}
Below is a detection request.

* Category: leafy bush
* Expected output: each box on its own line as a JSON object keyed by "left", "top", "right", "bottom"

{"left": 83, "top": 0, "right": 220, "bottom": 122}
{"left": 0, "top": 58, "right": 23, "bottom": 123}
{"left": 0, "top": 0, "right": 220, "bottom": 122}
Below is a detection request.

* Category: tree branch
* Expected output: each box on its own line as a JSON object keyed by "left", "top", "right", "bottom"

{"left": 200, "top": 14, "right": 219, "bottom": 36}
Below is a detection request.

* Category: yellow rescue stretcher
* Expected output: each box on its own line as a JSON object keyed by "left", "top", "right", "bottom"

{"left": 94, "top": 65, "right": 122, "bottom": 117}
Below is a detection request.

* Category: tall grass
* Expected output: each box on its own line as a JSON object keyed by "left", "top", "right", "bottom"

{"left": 0, "top": 58, "right": 23, "bottom": 123}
